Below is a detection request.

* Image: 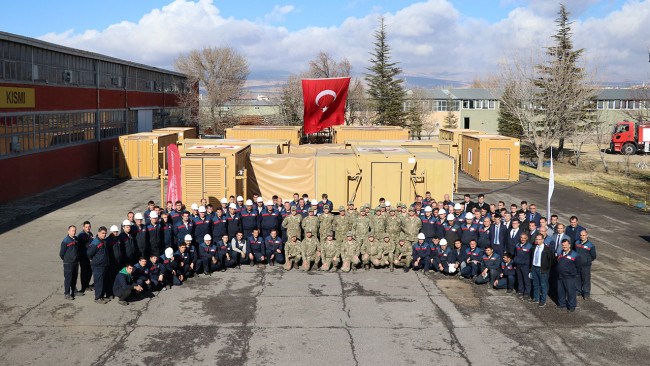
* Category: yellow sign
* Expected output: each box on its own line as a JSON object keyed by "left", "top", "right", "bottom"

{"left": 0, "top": 87, "right": 35, "bottom": 108}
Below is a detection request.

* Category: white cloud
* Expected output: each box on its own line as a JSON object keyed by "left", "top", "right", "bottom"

{"left": 37, "top": 0, "right": 650, "bottom": 82}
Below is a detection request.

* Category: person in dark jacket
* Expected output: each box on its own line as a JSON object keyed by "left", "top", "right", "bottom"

{"left": 529, "top": 233, "right": 554, "bottom": 306}
{"left": 447, "top": 239, "right": 466, "bottom": 275}
{"left": 493, "top": 252, "right": 516, "bottom": 292}
{"left": 247, "top": 229, "right": 266, "bottom": 265}
{"left": 506, "top": 219, "right": 524, "bottom": 257}
{"left": 557, "top": 239, "right": 582, "bottom": 312}
{"left": 105, "top": 225, "right": 122, "bottom": 299}
{"left": 173, "top": 212, "right": 194, "bottom": 247}
{"left": 133, "top": 213, "right": 148, "bottom": 259}
{"left": 199, "top": 234, "right": 221, "bottom": 275}
{"left": 474, "top": 246, "right": 501, "bottom": 286}
{"left": 192, "top": 207, "right": 212, "bottom": 246}
{"left": 113, "top": 264, "right": 144, "bottom": 306}
{"left": 59, "top": 225, "right": 80, "bottom": 300}
{"left": 574, "top": 230, "right": 597, "bottom": 300}
{"left": 119, "top": 220, "right": 137, "bottom": 266}
{"left": 225, "top": 204, "right": 242, "bottom": 240}
{"left": 212, "top": 207, "right": 228, "bottom": 244}
{"left": 477, "top": 217, "right": 492, "bottom": 250}
{"left": 260, "top": 201, "right": 281, "bottom": 238}
{"left": 240, "top": 200, "right": 260, "bottom": 239}
{"left": 87, "top": 226, "right": 109, "bottom": 304}
{"left": 513, "top": 233, "right": 533, "bottom": 299}
{"left": 565, "top": 216, "right": 586, "bottom": 245}
{"left": 174, "top": 237, "right": 195, "bottom": 278}
{"left": 490, "top": 214, "right": 507, "bottom": 257}
{"left": 133, "top": 257, "right": 152, "bottom": 290}
{"left": 160, "top": 247, "right": 181, "bottom": 288}
{"left": 76, "top": 221, "right": 94, "bottom": 295}
{"left": 146, "top": 212, "right": 164, "bottom": 258}
{"left": 160, "top": 213, "right": 174, "bottom": 251}
{"left": 148, "top": 254, "right": 164, "bottom": 291}
{"left": 265, "top": 229, "right": 284, "bottom": 265}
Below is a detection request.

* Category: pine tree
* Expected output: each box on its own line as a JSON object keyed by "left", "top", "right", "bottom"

{"left": 534, "top": 4, "right": 594, "bottom": 158}
{"left": 442, "top": 95, "right": 458, "bottom": 128}
{"left": 497, "top": 83, "right": 524, "bottom": 138}
{"left": 365, "top": 16, "right": 407, "bottom": 126}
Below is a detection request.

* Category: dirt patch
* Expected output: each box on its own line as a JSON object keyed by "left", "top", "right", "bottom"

{"left": 435, "top": 279, "right": 480, "bottom": 307}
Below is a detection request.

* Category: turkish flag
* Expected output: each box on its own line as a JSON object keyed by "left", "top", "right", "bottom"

{"left": 302, "top": 77, "right": 350, "bottom": 134}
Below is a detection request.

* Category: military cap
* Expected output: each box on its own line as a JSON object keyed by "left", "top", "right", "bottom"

{"left": 368, "top": 233, "right": 375, "bottom": 237}
{"left": 380, "top": 203, "right": 386, "bottom": 208}
{"left": 348, "top": 201, "right": 355, "bottom": 205}
{"left": 408, "top": 207, "right": 415, "bottom": 212}
{"left": 327, "top": 231, "right": 334, "bottom": 237}
{"left": 346, "top": 231, "right": 353, "bottom": 237}
{"left": 306, "top": 229, "right": 312, "bottom": 233}
{"left": 399, "top": 236, "right": 406, "bottom": 242}
{"left": 324, "top": 204, "right": 330, "bottom": 209}
{"left": 291, "top": 206, "right": 297, "bottom": 211}
{"left": 308, "top": 207, "right": 314, "bottom": 212}
{"left": 390, "top": 207, "right": 397, "bottom": 212}
{"left": 384, "top": 233, "right": 390, "bottom": 238}
{"left": 338, "top": 205, "right": 345, "bottom": 211}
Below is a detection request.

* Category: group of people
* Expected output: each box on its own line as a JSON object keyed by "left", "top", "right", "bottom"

{"left": 60, "top": 191, "right": 596, "bottom": 311}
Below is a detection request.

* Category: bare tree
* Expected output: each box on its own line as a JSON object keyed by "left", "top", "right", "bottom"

{"left": 623, "top": 87, "right": 650, "bottom": 123}
{"left": 592, "top": 111, "right": 611, "bottom": 173}
{"left": 442, "top": 94, "right": 459, "bottom": 128}
{"left": 175, "top": 80, "right": 200, "bottom": 127}
{"left": 279, "top": 73, "right": 308, "bottom": 126}
{"left": 346, "top": 78, "right": 369, "bottom": 126}
{"left": 174, "top": 46, "right": 250, "bottom": 134}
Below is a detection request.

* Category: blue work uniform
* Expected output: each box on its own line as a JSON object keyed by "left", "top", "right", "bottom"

{"left": 59, "top": 235, "right": 79, "bottom": 297}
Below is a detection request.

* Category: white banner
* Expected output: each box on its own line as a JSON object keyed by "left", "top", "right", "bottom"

{"left": 547, "top": 148, "right": 554, "bottom": 220}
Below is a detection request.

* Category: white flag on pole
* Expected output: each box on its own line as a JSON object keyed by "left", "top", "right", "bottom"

{"left": 547, "top": 148, "right": 555, "bottom": 220}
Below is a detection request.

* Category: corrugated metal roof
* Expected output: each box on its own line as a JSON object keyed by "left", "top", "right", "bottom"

{"left": 406, "top": 87, "right": 643, "bottom": 101}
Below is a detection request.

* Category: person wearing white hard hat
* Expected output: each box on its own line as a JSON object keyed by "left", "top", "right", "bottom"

{"left": 412, "top": 233, "right": 431, "bottom": 273}
{"left": 199, "top": 234, "right": 219, "bottom": 276}
{"left": 255, "top": 196, "right": 265, "bottom": 214}
{"left": 433, "top": 238, "right": 453, "bottom": 274}
{"left": 443, "top": 214, "right": 460, "bottom": 248}
{"left": 235, "top": 196, "right": 245, "bottom": 214}
{"left": 240, "top": 200, "right": 259, "bottom": 239}
{"left": 190, "top": 203, "right": 199, "bottom": 218}
{"left": 225, "top": 203, "right": 242, "bottom": 240}
{"left": 120, "top": 219, "right": 137, "bottom": 265}
{"left": 260, "top": 200, "right": 280, "bottom": 238}
{"left": 421, "top": 206, "right": 436, "bottom": 241}
{"left": 133, "top": 213, "right": 148, "bottom": 259}
{"left": 435, "top": 209, "right": 448, "bottom": 239}
{"left": 160, "top": 247, "right": 181, "bottom": 289}
{"left": 174, "top": 235, "right": 195, "bottom": 279}
{"left": 192, "top": 206, "right": 211, "bottom": 248}
{"left": 173, "top": 211, "right": 194, "bottom": 248}
{"left": 317, "top": 193, "right": 333, "bottom": 215}
{"left": 459, "top": 212, "right": 478, "bottom": 248}
{"left": 220, "top": 197, "right": 229, "bottom": 212}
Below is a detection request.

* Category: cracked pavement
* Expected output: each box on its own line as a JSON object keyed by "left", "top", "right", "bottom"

{"left": 0, "top": 173, "right": 649, "bottom": 365}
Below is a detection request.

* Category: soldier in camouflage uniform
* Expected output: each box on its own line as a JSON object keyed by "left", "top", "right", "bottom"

{"left": 382, "top": 234, "right": 396, "bottom": 271}
{"left": 370, "top": 206, "right": 387, "bottom": 239}
{"left": 340, "top": 232, "right": 361, "bottom": 272}
{"left": 361, "top": 233, "right": 385, "bottom": 270}
{"left": 353, "top": 206, "right": 371, "bottom": 250}
{"left": 301, "top": 207, "right": 319, "bottom": 239}
{"left": 346, "top": 201, "right": 359, "bottom": 220}
{"left": 319, "top": 232, "right": 341, "bottom": 271}
{"left": 333, "top": 206, "right": 349, "bottom": 240}
{"left": 300, "top": 229, "right": 319, "bottom": 271}
{"left": 393, "top": 236, "right": 413, "bottom": 272}
{"left": 318, "top": 205, "right": 334, "bottom": 240}
{"left": 399, "top": 203, "right": 409, "bottom": 220}
{"left": 402, "top": 207, "right": 423, "bottom": 245}
{"left": 284, "top": 234, "right": 302, "bottom": 270}
{"left": 386, "top": 207, "right": 403, "bottom": 240}
{"left": 281, "top": 207, "right": 302, "bottom": 240}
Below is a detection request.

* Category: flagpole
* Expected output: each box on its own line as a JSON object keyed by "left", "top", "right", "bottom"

{"left": 547, "top": 147, "right": 555, "bottom": 220}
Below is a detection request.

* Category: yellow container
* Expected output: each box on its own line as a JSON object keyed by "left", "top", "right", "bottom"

{"left": 119, "top": 132, "right": 178, "bottom": 179}
{"left": 345, "top": 139, "right": 459, "bottom": 161}
{"left": 291, "top": 143, "right": 346, "bottom": 154}
{"left": 227, "top": 126, "right": 302, "bottom": 145}
{"left": 351, "top": 146, "right": 417, "bottom": 207}
{"left": 248, "top": 153, "right": 316, "bottom": 200}
{"left": 407, "top": 149, "right": 455, "bottom": 201}
{"left": 178, "top": 144, "right": 250, "bottom": 206}
{"left": 315, "top": 149, "right": 361, "bottom": 208}
{"left": 439, "top": 128, "right": 485, "bottom": 162}
{"left": 404, "top": 146, "right": 458, "bottom": 191}
{"left": 460, "top": 134, "right": 520, "bottom": 182}
{"left": 332, "top": 126, "right": 410, "bottom": 144}
{"left": 180, "top": 138, "right": 290, "bottom": 154}
{"left": 152, "top": 127, "right": 198, "bottom": 140}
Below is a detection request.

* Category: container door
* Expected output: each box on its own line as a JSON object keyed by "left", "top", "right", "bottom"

{"left": 181, "top": 158, "right": 204, "bottom": 205}
{"left": 489, "top": 148, "right": 510, "bottom": 180}
{"left": 371, "top": 162, "right": 401, "bottom": 205}
{"left": 138, "top": 139, "right": 154, "bottom": 178}
{"left": 125, "top": 139, "right": 140, "bottom": 178}
{"left": 203, "top": 158, "right": 226, "bottom": 205}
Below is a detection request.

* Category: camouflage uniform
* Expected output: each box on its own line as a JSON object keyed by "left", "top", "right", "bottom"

{"left": 385, "top": 211, "right": 403, "bottom": 241}
{"left": 353, "top": 210, "right": 371, "bottom": 249}
{"left": 382, "top": 236, "right": 397, "bottom": 270}
{"left": 340, "top": 234, "right": 361, "bottom": 272}
{"left": 300, "top": 234, "right": 320, "bottom": 271}
{"left": 282, "top": 210, "right": 302, "bottom": 240}
{"left": 284, "top": 237, "right": 302, "bottom": 270}
{"left": 402, "top": 211, "right": 423, "bottom": 245}
{"left": 361, "top": 236, "right": 385, "bottom": 268}
{"left": 333, "top": 207, "right": 349, "bottom": 240}
{"left": 301, "top": 210, "right": 319, "bottom": 238}
{"left": 320, "top": 235, "right": 341, "bottom": 271}
{"left": 393, "top": 238, "right": 413, "bottom": 271}
{"left": 318, "top": 209, "right": 334, "bottom": 240}
{"left": 369, "top": 210, "right": 387, "bottom": 239}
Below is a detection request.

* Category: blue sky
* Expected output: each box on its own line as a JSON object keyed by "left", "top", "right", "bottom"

{"left": 1, "top": 0, "right": 646, "bottom": 82}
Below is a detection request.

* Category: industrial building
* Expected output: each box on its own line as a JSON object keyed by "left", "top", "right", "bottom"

{"left": 0, "top": 31, "right": 189, "bottom": 203}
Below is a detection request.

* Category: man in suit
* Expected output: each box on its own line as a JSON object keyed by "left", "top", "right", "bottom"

{"left": 565, "top": 216, "right": 586, "bottom": 245}
{"left": 490, "top": 214, "right": 507, "bottom": 257}
{"left": 549, "top": 224, "right": 570, "bottom": 256}
{"left": 527, "top": 204, "right": 542, "bottom": 227}
{"left": 529, "top": 233, "right": 554, "bottom": 307}
{"left": 462, "top": 194, "right": 475, "bottom": 213}
{"left": 502, "top": 212, "right": 513, "bottom": 230}
{"left": 506, "top": 219, "right": 523, "bottom": 256}
{"left": 475, "top": 194, "right": 488, "bottom": 212}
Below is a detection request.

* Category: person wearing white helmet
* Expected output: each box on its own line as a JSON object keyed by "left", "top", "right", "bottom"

{"left": 240, "top": 200, "right": 259, "bottom": 239}
{"left": 435, "top": 209, "right": 448, "bottom": 239}
{"left": 255, "top": 196, "right": 265, "bottom": 214}
{"left": 160, "top": 247, "right": 181, "bottom": 289}
{"left": 192, "top": 206, "right": 211, "bottom": 248}
{"left": 433, "top": 238, "right": 453, "bottom": 274}
{"left": 199, "top": 234, "right": 219, "bottom": 276}
{"left": 190, "top": 203, "right": 200, "bottom": 218}
{"left": 220, "top": 197, "right": 229, "bottom": 212}
{"left": 317, "top": 193, "right": 333, "bottom": 215}
{"left": 103, "top": 224, "right": 121, "bottom": 299}
{"left": 412, "top": 233, "right": 431, "bottom": 273}
{"left": 421, "top": 206, "right": 436, "bottom": 241}
{"left": 235, "top": 196, "right": 245, "bottom": 214}
{"left": 133, "top": 213, "right": 148, "bottom": 259}
{"left": 443, "top": 214, "right": 460, "bottom": 248}
{"left": 460, "top": 212, "right": 479, "bottom": 248}
{"left": 225, "top": 203, "right": 242, "bottom": 240}
{"left": 260, "top": 200, "right": 280, "bottom": 238}
{"left": 174, "top": 235, "right": 195, "bottom": 279}
{"left": 119, "top": 219, "right": 137, "bottom": 265}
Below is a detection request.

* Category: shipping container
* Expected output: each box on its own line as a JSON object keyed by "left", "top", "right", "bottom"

{"left": 180, "top": 138, "right": 290, "bottom": 154}
{"left": 460, "top": 134, "right": 520, "bottom": 182}
{"left": 290, "top": 143, "right": 346, "bottom": 154}
{"left": 315, "top": 149, "right": 361, "bottom": 209}
{"left": 332, "top": 126, "right": 410, "bottom": 143}
{"left": 438, "top": 128, "right": 485, "bottom": 161}
{"left": 227, "top": 126, "right": 302, "bottom": 145}
{"left": 406, "top": 149, "right": 455, "bottom": 201}
{"left": 351, "top": 146, "right": 417, "bottom": 207}
{"left": 404, "top": 146, "right": 458, "bottom": 191}
{"left": 178, "top": 144, "right": 250, "bottom": 206}
{"left": 118, "top": 132, "right": 177, "bottom": 179}
{"left": 344, "top": 139, "right": 459, "bottom": 161}
{"left": 152, "top": 127, "right": 198, "bottom": 140}
{"left": 248, "top": 153, "right": 316, "bottom": 200}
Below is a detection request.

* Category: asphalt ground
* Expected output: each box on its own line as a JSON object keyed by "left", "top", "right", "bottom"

{"left": 0, "top": 172, "right": 649, "bottom": 365}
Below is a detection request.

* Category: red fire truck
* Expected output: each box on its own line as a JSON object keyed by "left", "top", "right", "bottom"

{"left": 609, "top": 121, "right": 650, "bottom": 154}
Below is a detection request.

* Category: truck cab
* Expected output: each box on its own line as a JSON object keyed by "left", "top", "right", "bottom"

{"left": 610, "top": 121, "right": 650, "bottom": 155}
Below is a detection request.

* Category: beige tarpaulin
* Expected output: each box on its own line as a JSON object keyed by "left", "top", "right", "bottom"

{"left": 248, "top": 154, "right": 316, "bottom": 200}
{"left": 290, "top": 144, "right": 346, "bottom": 154}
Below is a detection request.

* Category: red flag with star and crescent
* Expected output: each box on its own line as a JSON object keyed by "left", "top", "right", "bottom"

{"left": 302, "top": 77, "right": 351, "bottom": 134}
